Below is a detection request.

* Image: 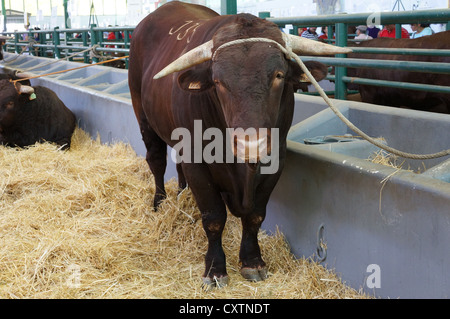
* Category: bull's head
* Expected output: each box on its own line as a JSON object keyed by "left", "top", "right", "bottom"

{"left": 0, "top": 79, "right": 35, "bottom": 128}
{"left": 154, "top": 27, "right": 351, "bottom": 163}
{"left": 154, "top": 32, "right": 351, "bottom": 79}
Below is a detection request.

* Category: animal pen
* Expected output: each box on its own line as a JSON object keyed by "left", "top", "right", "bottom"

{"left": 1, "top": 8, "right": 450, "bottom": 299}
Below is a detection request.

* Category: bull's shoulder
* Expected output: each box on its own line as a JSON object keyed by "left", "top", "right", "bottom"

{"left": 137, "top": 1, "right": 218, "bottom": 31}
{"left": 32, "top": 86, "right": 59, "bottom": 100}
{"left": 28, "top": 86, "right": 70, "bottom": 114}
{"left": 155, "top": 1, "right": 218, "bottom": 19}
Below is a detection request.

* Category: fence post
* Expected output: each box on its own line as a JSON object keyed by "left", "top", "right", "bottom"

{"left": 90, "top": 24, "right": 99, "bottom": 63}
{"left": 258, "top": 12, "right": 270, "bottom": 19}
{"left": 327, "top": 24, "right": 334, "bottom": 43}
{"left": 395, "top": 23, "right": 402, "bottom": 38}
{"left": 334, "top": 22, "right": 348, "bottom": 100}
{"left": 39, "top": 32, "right": 45, "bottom": 57}
{"left": 14, "top": 32, "right": 20, "bottom": 54}
{"left": 83, "top": 31, "right": 89, "bottom": 64}
{"left": 53, "top": 27, "right": 61, "bottom": 59}
{"left": 123, "top": 30, "right": 130, "bottom": 69}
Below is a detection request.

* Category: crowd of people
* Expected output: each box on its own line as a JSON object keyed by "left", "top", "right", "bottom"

{"left": 298, "top": 22, "right": 436, "bottom": 42}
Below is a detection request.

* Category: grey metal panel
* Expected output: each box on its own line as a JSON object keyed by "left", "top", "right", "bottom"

{"left": 264, "top": 99, "right": 450, "bottom": 299}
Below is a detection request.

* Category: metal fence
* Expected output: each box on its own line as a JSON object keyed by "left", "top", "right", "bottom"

{"left": 2, "top": 25, "right": 133, "bottom": 68}
{"left": 268, "top": 8, "right": 450, "bottom": 99}
{"left": 1, "top": 9, "right": 450, "bottom": 100}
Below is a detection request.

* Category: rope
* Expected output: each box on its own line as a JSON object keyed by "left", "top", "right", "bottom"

{"left": 21, "top": 46, "right": 96, "bottom": 73}
{"left": 289, "top": 49, "right": 450, "bottom": 160}
{"left": 89, "top": 44, "right": 103, "bottom": 60}
{"left": 2, "top": 41, "right": 32, "bottom": 63}
{"left": 214, "top": 37, "right": 450, "bottom": 160}
{"left": 3, "top": 43, "right": 106, "bottom": 74}
{"left": 11, "top": 55, "right": 129, "bottom": 84}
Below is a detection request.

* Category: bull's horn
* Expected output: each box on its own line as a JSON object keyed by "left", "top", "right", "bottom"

{"left": 15, "top": 71, "right": 34, "bottom": 79}
{"left": 153, "top": 40, "right": 214, "bottom": 79}
{"left": 19, "top": 85, "right": 35, "bottom": 95}
{"left": 282, "top": 33, "right": 352, "bottom": 55}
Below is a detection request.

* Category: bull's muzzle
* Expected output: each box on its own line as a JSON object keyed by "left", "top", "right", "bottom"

{"left": 231, "top": 128, "right": 271, "bottom": 163}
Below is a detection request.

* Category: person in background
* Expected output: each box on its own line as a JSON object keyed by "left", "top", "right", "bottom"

{"left": 296, "top": 27, "right": 306, "bottom": 36}
{"left": 301, "top": 27, "right": 318, "bottom": 40}
{"left": 318, "top": 26, "right": 328, "bottom": 41}
{"left": 367, "top": 25, "right": 380, "bottom": 38}
{"left": 22, "top": 24, "right": 30, "bottom": 41}
{"left": 354, "top": 25, "right": 373, "bottom": 44}
{"left": 410, "top": 23, "right": 433, "bottom": 38}
{"left": 33, "top": 27, "right": 41, "bottom": 41}
{"left": 378, "top": 24, "right": 410, "bottom": 38}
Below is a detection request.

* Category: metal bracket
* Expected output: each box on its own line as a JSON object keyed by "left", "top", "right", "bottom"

{"left": 316, "top": 223, "right": 327, "bottom": 263}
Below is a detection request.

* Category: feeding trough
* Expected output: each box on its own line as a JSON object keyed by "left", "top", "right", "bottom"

{"left": 265, "top": 96, "right": 450, "bottom": 299}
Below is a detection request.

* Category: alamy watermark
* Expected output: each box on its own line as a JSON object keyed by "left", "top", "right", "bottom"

{"left": 366, "top": 4, "right": 381, "bottom": 27}
{"left": 66, "top": 264, "right": 81, "bottom": 288}
{"left": 366, "top": 264, "right": 381, "bottom": 289}
{"left": 170, "top": 120, "right": 280, "bottom": 174}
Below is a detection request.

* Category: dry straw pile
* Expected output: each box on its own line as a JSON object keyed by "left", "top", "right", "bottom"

{"left": 0, "top": 128, "right": 369, "bottom": 299}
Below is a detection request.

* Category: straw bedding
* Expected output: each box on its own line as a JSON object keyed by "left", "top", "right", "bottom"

{"left": 0, "top": 128, "right": 368, "bottom": 299}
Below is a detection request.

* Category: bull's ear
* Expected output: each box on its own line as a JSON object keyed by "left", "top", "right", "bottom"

{"left": 302, "top": 61, "right": 328, "bottom": 83}
{"left": 288, "top": 60, "right": 328, "bottom": 84}
{"left": 177, "top": 67, "right": 213, "bottom": 93}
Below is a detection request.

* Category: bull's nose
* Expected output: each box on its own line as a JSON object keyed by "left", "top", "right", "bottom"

{"left": 231, "top": 129, "right": 271, "bottom": 162}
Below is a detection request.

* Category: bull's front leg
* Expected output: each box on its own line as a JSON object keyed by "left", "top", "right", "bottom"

{"left": 239, "top": 211, "right": 268, "bottom": 281}
{"left": 201, "top": 207, "right": 228, "bottom": 288}
{"left": 182, "top": 163, "right": 228, "bottom": 288}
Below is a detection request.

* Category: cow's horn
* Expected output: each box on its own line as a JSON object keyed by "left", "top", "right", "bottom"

{"left": 282, "top": 33, "right": 352, "bottom": 55}
{"left": 15, "top": 71, "right": 34, "bottom": 79}
{"left": 153, "top": 40, "right": 214, "bottom": 79}
{"left": 19, "top": 85, "right": 35, "bottom": 95}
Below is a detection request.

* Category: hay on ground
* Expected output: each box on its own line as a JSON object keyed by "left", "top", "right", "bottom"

{"left": 0, "top": 128, "right": 369, "bottom": 299}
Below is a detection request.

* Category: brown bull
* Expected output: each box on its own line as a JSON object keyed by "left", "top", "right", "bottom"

{"left": 347, "top": 31, "right": 450, "bottom": 114}
{"left": 128, "top": 1, "right": 350, "bottom": 288}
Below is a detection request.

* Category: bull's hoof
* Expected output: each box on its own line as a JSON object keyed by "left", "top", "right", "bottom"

{"left": 202, "top": 275, "right": 229, "bottom": 290}
{"left": 240, "top": 267, "right": 268, "bottom": 282}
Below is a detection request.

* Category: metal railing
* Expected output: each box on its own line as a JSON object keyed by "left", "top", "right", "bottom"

{"left": 268, "top": 8, "right": 450, "bottom": 99}
{"left": 2, "top": 25, "right": 133, "bottom": 68}
{"left": 1, "top": 9, "right": 450, "bottom": 100}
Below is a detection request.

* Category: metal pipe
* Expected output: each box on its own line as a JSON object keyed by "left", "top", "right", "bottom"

{"left": 300, "top": 56, "right": 450, "bottom": 74}
{"left": 342, "top": 76, "right": 450, "bottom": 94}
{"left": 268, "top": 9, "right": 450, "bottom": 27}
{"left": 335, "top": 22, "right": 348, "bottom": 100}
{"left": 350, "top": 47, "right": 450, "bottom": 56}
{"left": 1, "top": 0, "right": 6, "bottom": 32}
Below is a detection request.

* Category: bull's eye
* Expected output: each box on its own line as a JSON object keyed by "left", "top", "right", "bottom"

{"left": 275, "top": 72, "right": 285, "bottom": 80}
{"left": 214, "top": 79, "right": 220, "bottom": 85}
{"left": 4, "top": 101, "right": 14, "bottom": 110}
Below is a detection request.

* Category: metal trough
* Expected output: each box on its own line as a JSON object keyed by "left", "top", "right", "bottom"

{"left": 2, "top": 53, "right": 449, "bottom": 298}
{"left": 265, "top": 97, "right": 450, "bottom": 299}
